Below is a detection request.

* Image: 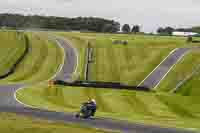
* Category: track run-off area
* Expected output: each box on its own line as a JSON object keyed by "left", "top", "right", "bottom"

{"left": 0, "top": 33, "right": 196, "bottom": 133}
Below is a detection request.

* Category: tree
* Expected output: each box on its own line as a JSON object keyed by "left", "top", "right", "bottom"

{"left": 122, "top": 24, "right": 130, "bottom": 33}
{"left": 131, "top": 25, "right": 140, "bottom": 33}
{"left": 187, "top": 36, "right": 193, "bottom": 43}
{"left": 157, "top": 27, "right": 164, "bottom": 34}
{"left": 165, "top": 27, "right": 174, "bottom": 35}
{"left": 0, "top": 13, "right": 120, "bottom": 33}
{"left": 157, "top": 26, "right": 174, "bottom": 35}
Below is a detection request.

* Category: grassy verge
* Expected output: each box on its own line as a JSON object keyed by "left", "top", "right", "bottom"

{"left": 0, "top": 112, "right": 114, "bottom": 133}
{"left": 157, "top": 49, "right": 200, "bottom": 93}
{"left": 16, "top": 84, "right": 200, "bottom": 131}
{"left": 90, "top": 46, "right": 171, "bottom": 85}
{"left": 0, "top": 31, "right": 26, "bottom": 76}
{"left": 56, "top": 32, "right": 187, "bottom": 85}
{"left": 14, "top": 33, "right": 200, "bottom": 131}
{"left": 0, "top": 32, "right": 63, "bottom": 84}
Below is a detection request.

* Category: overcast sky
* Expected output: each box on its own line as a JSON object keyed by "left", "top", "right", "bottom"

{"left": 0, "top": 0, "right": 200, "bottom": 32}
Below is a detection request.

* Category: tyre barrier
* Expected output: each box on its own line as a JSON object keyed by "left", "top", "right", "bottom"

{"left": 0, "top": 34, "right": 29, "bottom": 79}
{"left": 192, "top": 40, "right": 200, "bottom": 43}
{"left": 54, "top": 80, "right": 150, "bottom": 92}
{"left": 84, "top": 43, "right": 93, "bottom": 81}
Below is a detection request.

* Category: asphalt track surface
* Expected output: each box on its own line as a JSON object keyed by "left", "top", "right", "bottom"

{"left": 0, "top": 37, "right": 195, "bottom": 133}
{"left": 138, "top": 48, "right": 190, "bottom": 89}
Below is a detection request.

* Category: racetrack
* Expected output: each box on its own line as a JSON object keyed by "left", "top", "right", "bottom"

{"left": 0, "top": 35, "right": 195, "bottom": 133}
{"left": 138, "top": 48, "right": 190, "bottom": 89}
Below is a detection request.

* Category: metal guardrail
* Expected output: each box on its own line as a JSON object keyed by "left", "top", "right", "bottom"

{"left": 84, "top": 42, "right": 93, "bottom": 81}
{"left": 54, "top": 80, "right": 150, "bottom": 92}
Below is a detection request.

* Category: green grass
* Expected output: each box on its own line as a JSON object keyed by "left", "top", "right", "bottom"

{"left": 0, "top": 32, "right": 63, "bottom": 84}
{"left": 56, "top": 32, "right": 187, "bottom": 85}
{"left": 0, "top": 112, "right": 114, "bottom": 133}
{"left": 176, "top": 69, "right": 200, "bottom": 96}
{"left": 157, "top": 49, "right": 200, "bottom": 94}
{"left": 16, "top": 84, "right": 200, "bottom": 131}
{"left": 11, "top": 32, "right": 200, "bottom": 131}
{"left": 0, "top": 31, "right": 26, "bottom": 76}
{"left": 90, "top": 47, "right": 171, "bottom": 85}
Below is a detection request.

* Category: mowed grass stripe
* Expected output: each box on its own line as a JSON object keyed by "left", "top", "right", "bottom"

{"left": 17, "top": 85, "right": 200, "bottom": 129}
{"left": 121, "top": 92, "right": 153, "bottom": 116}
{"left": 58, "top": 33, "right": 185, "bottom": 84}
{"left": 0, "top": 31, "right": 26, "bottom": 76}
{"left": 25, "top": 35, "right": 63, "bottom": 82}
{"left": 17, "top": 32, "right": 200, "bottom": 129}
{"left": 136, "top": 92, "right": 177, "bottom": 118}
{"left": 157, "top": 49, "right": 200, "bottom": 93}
{"left": 156, "top": 94, "right": 196, "bottom": 118}
{"left": 90, "top": 47, "right": 172, "bottom": 85}
{"left": 1, "top": 32, "right": 63, "bottom": 84}
{"left": 177, "top": 72, "right": 200, "bottom": 96}
{"left": 0, "top": 112, "right": 112, "bottom": 133}
{"left": 5, "top": 34, "right": 49, "bottom": 82}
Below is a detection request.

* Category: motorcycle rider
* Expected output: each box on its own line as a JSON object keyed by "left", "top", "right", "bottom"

{"left": 86, "top": 98, "right": 97, "bottom": 116}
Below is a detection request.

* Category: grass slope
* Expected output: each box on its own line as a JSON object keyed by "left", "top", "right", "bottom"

{"left": 90, "top": 46, "right": 171, "bottom": 85}
{"left": 0, "top": 32, "right": 63, "bottom": 84}
{"left": 0, "top": 31, "right": 26, "bottom": 76}
{"left": 0, "top": 112, "right": 114, "bottom": 133}
{"left": 16, "top": 84, "right": 200, "bottom": 131}
{"left": 16, "top": 33, "right": 200, "bottom": 131}
{"left": 58, "top": 32, "right": 186, "bottom": 85}
{"left": 157, "top": 49, "right": 200, "bottom": 94}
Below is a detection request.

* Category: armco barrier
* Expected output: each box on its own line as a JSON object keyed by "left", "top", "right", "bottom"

{"left": 54, "top": 80, "right": 150, "bottom": 91}
{"left": 0, "top": 34, "right": 29, "bottom": 79}
{"left": 84, "top": 43, "right": 93, "bottom": 81}
{"left": 192, "top": 40, "right": 200, "bottom": 43}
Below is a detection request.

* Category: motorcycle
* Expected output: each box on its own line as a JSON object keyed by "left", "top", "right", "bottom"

{"left": 75, "top": 103, "right": 96, "bottom": 119}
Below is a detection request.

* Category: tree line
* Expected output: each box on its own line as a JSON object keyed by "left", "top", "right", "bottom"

{"left": 121, "top": 24, "right": 140, "bottom": 33}
{"left": 0, "top": 13, "right": 120, "bottom": 32}
{"left": 157, "top": 26, "right": 200, "bottom": 35}
{"left": 1, "top": 13, "right": 198, "bottom": 35}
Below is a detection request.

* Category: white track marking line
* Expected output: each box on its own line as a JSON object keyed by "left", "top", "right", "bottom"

{"left": 14, "top": 88, "right": 38, "bottom": 109}
{"left": 48, "top": 38, "right": 66, "bottom": 80}
{"left": 58, "top": 36, "right": 79, "bottom": 78}
{"left": 137, "top": 48, "right": 178, "bottom": 87}
{"left": 53, "top": 35, "right": 79, "bottom": 81}
{"left": 13, "top": 37, "right": 65, "bottom": 108}
{"left": 14, "top": 34, "right": 79, "bottom": 108}
{"left": 153, "top": 49, "right": 190, "bottom": 90}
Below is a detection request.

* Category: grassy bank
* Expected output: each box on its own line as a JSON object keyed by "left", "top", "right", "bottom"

{"left": 0, "top": 112, "right": 114, "bottom": 133}
{"left": 56, "top": 32, "right": 187, "bottom": 85}
{"left": 157, "top": 49, "right": 200, "bottom": 94}
{"left": 16, "top": 84, "right": 200, "bottom": 131}
{"left": 13, "top": 32, "right": 200, "bottom": 131}
{"left": 0, "top": 32, "right": 63, "bottom": 84}
{"left": 0, "top": 31, "right": 26, "bottom": 76}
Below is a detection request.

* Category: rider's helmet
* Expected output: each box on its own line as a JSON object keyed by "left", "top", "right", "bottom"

{"left": 91, "top": 99, "right": 96, "bottom": 104}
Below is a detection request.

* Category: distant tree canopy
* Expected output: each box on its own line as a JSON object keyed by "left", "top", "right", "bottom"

{"left": 131, "top": 25, "right": 140, "bottom": 33}
{"left": 176, "top": 27, "right": 200, "bottom": 33}
{"left": 157, "top": 26, "right": 174, "bottom": 35}
{"left": 0, "top": 13, "right": 120, "bottom": 33}
{"left": 122, "top": 24, "right": 131, "bottom": 33}
{"left": 157, "top": 26, "right": 200, "bottom": 35}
